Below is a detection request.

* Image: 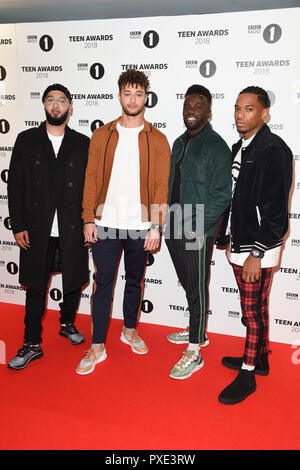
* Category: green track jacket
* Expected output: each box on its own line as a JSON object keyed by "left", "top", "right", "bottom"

{"left": 168, "top": 122, "right": 232, "bottom": 237}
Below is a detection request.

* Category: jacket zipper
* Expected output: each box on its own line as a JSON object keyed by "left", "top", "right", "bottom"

{"left": 169, "top": 136, "right": 191, "bottom": 209}
{"left": 145, "top": 132, "right": 150, "bottom": 221}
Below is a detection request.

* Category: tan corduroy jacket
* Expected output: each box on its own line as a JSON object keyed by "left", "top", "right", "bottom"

{"left": 82, "top": 118, "right": 171, "bottom": 226}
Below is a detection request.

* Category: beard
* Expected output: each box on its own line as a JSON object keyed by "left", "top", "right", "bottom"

{"left": 121, "top": 104, "right": 144, "bottom": 117}
{"left": 45, "top": 110, "right": 69, "bottom": 126}
{"left": 183, "top": 116, "right": 204, "bottom": 131}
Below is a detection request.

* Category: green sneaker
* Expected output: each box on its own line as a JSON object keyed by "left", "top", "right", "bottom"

{"left": 167, "top": 329, "right": 209, "bottom": 347}
{"left": 169, "top": 349, "right": 204, "bottom": 380}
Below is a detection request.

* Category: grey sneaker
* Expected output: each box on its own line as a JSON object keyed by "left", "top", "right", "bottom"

{"left": 169, "top": 349, "right": 204, "bottom": 380}
{"left": 167, "top": 329, "right": 209, "bottom": 347}
{"left": 120, "top": 327, "right": 148, "bottom": 354}
{"left": 76, "top": 344, "right": 107, "bottom": 375}
{"left": 59, "top": 323, "right": 85, "bottom": 345}
{"left": 8, "top": 342, "right": 43, "bottom": 370}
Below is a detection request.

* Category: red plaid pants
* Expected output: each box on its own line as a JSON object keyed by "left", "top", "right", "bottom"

{"left": 232, "top": 263, "right": 273, "bottom": 367}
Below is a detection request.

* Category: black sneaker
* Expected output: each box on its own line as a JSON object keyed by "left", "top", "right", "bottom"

{"left": 221, "top": 351, "right": 270, "bottom": 376}
{"left": 59, "top": 323, "right": 85, "bottom": 345}
{"left": 7, "top": 342, "right": 43, "bottom": 370}
{"left": 219, "top": 369, "right": 256, "bottom": 405}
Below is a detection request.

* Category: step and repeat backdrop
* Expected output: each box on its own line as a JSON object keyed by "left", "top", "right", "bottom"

{"left": 0, "top": 8, "right": 299, "bottom": 345}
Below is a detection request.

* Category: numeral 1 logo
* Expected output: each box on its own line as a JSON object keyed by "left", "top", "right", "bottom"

{"left": 146, "top": 253, "right": 154, "bottom": 266}
{"left": 199, "top": 60, "right": 216, "bottom": 78}
{"left": 0, "top": 66, "right": 6, "bottom": 81}
{"left": 50, "top": 288, "right": 62, "bottom": 301}
{"left": 90, "top": 63, "right": 105, "bottom": 80}
{"left": 266, "top": 90, "right": 276, "bottom": 106}
{"left": 141, "top": 299, "right": 153, "bottom": 313}
{"left": 143, "top": 30, "right": 159, "bottom": 48}
{"left": 39, "top": 35, "right": 54, "bottom": 51}
{"left": 91, "top": 120, "right": 104, "bottom": 132}
{"left": 7, "top": 262, "right": 18, "bottom": 275}
{"left": 4, "top": 217, "right": 12, "bottom": 230}
{"left": 1, "top": 169, "right": 8, "bottom": 183}
{"left": 263, "top": 24, "right": 282, "bottom": 43}
{"left": 0, "top": 119, "right": 10, "bottom": 134}
{"left": 145, "top": 91, "right": 158, "bottom": 108}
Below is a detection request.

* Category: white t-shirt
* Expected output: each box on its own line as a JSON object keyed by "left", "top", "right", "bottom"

{"left": 227, "top": 134, "right": 281, "bottom": 268}
{"left": 47, "top": 132, "right": 64, "bottom": 237}
{"left": 95, "top": 122, "right": 151, "bottom": 230}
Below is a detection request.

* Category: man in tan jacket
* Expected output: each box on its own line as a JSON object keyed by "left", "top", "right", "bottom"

{"left": 76, "top": 69, "right": 170, "bottom": 375}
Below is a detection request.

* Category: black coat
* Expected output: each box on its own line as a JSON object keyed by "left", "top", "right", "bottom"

{"left": 7, "top": 121, "right": 90, "bottom": 294}
{"left": 216, "top": 124, "right": 293, "bottom": 254}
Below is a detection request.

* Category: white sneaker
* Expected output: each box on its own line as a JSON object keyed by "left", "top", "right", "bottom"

{"left": 120, "top": 328, "right": 148, "bottom": 354}
{"left": 76, "top": 344, "right": 107, "bottom": 375}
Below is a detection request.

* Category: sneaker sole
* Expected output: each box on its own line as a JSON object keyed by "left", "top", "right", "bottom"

{"left": 167, "top": 337, "right": 209, "bottom": 347}
{"left": 59, "top": 331, "right": 85, "bottom": 345}
{"left": 221, "top": 357, "right": 269, "bottom": 376}
{"left": 120, "top": 333, "right": 148, "bottom": 355}
{"left": 169, "top": 359, "right": 204, "bottom": 380}
{"left": 167, "top": 337, "right": 189, "bottom": 344}
{"left": 7, "top": 351, "right": 43, "bottom": 370}
{"left": 76, "top": 351, "right": 107, "bottom": 376}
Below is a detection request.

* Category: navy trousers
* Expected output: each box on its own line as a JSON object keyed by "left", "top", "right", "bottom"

{"left": 91, "top": 227, "right": 148, "bottom": 344}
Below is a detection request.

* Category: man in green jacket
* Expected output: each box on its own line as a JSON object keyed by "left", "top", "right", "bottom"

{"left": 166, "top": 84, "right": 231, "bottom": 380}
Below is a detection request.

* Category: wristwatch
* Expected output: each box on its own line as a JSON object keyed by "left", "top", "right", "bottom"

{"left": 151, "top": 224, "right": 163, "bottom": 232}
{"left": 250, "top": 248, "right": 264, "bottom": 259}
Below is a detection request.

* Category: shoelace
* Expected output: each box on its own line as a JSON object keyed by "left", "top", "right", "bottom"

{"left": 17, "top": 343, "right": 36, "bottom": 356}
{"left": 83, "top": 347, "right": 103, "bottom": 361}
{"left": 125, "top": 329, "right": 140, "bottom": 343}
{"left": 62, "top": 323, "right": 78, "bottom": 334}
{"left": 177, "top": 330, "right": 189, "bottom": 336}
{"left": 177, "top": 351, "right": 197, "bottom": 370}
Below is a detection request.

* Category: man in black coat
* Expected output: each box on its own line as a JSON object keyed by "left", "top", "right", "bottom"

{"left": 7, "top": 84, "right": 90, "bottom": 369}
{"left": 216, "top": 86, "right": 293, "bottom": 404}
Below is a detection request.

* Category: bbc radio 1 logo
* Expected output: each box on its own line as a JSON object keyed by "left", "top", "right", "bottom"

{"left": 27, "top": 34, "right": 53, "bottom": 51}
{"left": 248, "top": 23, "right": 282, "bottom": 44}
{"left": 129, "top": 30, "right": 159, "bottom": 48}
{"left": 27, "top": 34, "right": 54, "bottom": 51}
{"left": 187, "top": 60, "right": 224, "bottom": 81}
{"left": 199, "top": 60, "right": 217, "bottom": 78}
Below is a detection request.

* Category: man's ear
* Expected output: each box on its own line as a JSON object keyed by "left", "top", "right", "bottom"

{"left": 262, "top": 107, "right": 269, "bottom": 122}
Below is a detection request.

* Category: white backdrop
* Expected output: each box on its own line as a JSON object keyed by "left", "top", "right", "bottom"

{"left": 0, "top": 8, "right": 299, "bottom": 345}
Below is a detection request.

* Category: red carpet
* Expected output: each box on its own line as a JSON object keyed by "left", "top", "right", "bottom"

{"left": 0, "top": 301, "right": 299, "bottom": 451}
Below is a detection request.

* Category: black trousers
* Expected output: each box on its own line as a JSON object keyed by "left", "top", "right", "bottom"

{"left": 24, "top": 237, "right": 82, "bottom": 344}
{"left": 165, "top": 232, "right": 214, "bottom": 344}
{"left": 91, "top": 227, "right": 148, "bottom": 344}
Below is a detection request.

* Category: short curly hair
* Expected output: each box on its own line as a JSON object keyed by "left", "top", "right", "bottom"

{"left": 118, "top": 69, "right": 150, "bottom": 93}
